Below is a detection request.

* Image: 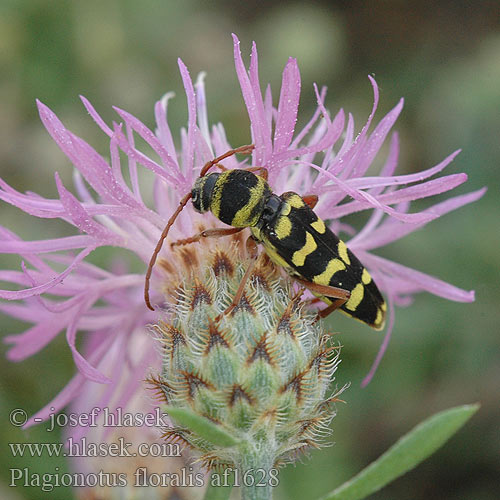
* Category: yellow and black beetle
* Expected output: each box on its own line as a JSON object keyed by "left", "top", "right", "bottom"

{"left": 145, "top": 145, "right": 386, "bottom": 330}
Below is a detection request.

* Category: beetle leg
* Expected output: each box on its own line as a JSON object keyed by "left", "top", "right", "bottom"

{"left": 292, "top": 276, "right": 351, "bottom": 302}
{"left": 291, "top": 285, "right": 306, "bottom": 302}
{"left": 171, "top": 227, "right": 244, "bottom": 248}
{"left": 292, "top": 276, "right": 350, "bottom": 321}
{"left": 315, "top": 299, "right": 347, "bottom": 319}
{"left": 216, "top": 236, "right": 259, "bottom": 320}
{"left": 304, "top": 297, "right": 322, "bottom": 306}
{"left": 242, "top": 166, "right": 268, "bottom": 181}
{"left": 302, "top": 194, "right": 319, "bottom": 209}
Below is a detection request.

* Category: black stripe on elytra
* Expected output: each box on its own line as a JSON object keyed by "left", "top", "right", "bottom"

{"left": 263, "top": 196, "right": 385, "bottom": 325}
{"left": 340, "top": 279, "right": 384, "bottom": 325}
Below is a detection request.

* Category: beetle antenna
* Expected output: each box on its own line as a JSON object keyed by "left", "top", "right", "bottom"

{"left": 145, "top": 144, "right": 254, "bottom": 311}
{"left": 144, "top": 192, "right": 192, "bottom": 310}
{"left": 200, "top": 144, "right": 254, "bottom": 177}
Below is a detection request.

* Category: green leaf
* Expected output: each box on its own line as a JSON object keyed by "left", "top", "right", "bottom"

{"left": 166, "top": 406, "right": 240, "bottom": 448}
{"left": 319, "top": 403, "right": 479, "bottom": 500}
{"left": 203, "top": 472, "right": 234, "bottom": 500}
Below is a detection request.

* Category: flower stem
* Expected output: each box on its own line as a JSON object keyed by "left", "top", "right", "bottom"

{"left": 237, "top": 439, "right": 276, "bottom": 500}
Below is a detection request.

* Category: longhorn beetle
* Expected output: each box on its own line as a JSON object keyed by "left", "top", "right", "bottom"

{"left": 144, "top": 145, "right": 386, "bottom": 329}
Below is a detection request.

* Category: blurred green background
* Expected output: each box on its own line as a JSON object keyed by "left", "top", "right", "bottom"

{"left": 1, "top": 1, "right": 499, "bottom": 499}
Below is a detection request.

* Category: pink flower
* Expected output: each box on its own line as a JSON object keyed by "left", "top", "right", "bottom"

{"left": 0, "top": 35, "right": 484, "bottom": 426}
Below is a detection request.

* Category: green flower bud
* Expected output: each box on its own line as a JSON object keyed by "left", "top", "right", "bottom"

{"left": 148, "top": 236, "right": 345, "bottom": 498}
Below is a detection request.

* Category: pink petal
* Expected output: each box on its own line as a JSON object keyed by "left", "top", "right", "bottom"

{"left": 274, "top": 57, "right": 301, "bottom": 153}
{"left": 334, "top": 112, "right": 355, "bottom": 163}
{"left": 5, "top": 315, "right": 71, "bottom": 360}
{"left": 154, "top": 93, "right": 178, "bottom": 166}
{"left": 0, "top": 179, "right": 65, "bottom": 218}
{"left": 364, "top": 252, "right": 475, "bottom": 302}
{"left": 24, "top": 372, "right": 87, "bottom": 428}
{"left": 0, "top": 227, "right": 54, "bottom": 273}
{"left": 20, "top": 261, "right": 89, "bottom": 315}
{"left": 37, "top": 101, "right": 140, "bottom": 208}
{"left": 325, "top": 78, "right": 379, "bottom": 186}
{"left": 361, "top": 294, "right": 395, "bottom": 387}
{"left": 23, "top": 336, "right": 113, "bottom": 428}
{"left": 177, "top": 58, "right": 198, "bottom": 180}
{"left": 66, "top": 305, "right": 112, "bottom": 384}
{"left": 354, "top": 188, "right": 486, "bottom": 251}
{"left": 195, "top": 72, "right": 211, "bottom": 147}
{"left": 272, "top": 107, "right": 345, "bottom": 164}
{"left": 80, "top": 95, "right": 113, "bottom": 136}
{"left": 0, "top": 301, "right": 46, "bottom": 322}
{"left": 111, "top": 123, "right": 178, "bottom": 187}
{"left": 113, "top": 105, "right": 184, "bottom": 181}
{"left": 291, "top": 86, "right": 327, "bottom": 149}
{"left": 296, "top": 115, "right": 329, "bottom": 178}
{"left": 363, "top": 76, "right": 380, "bottom": 137}
{"left": 347, "top": 149, "right": 460, "bottom": 190}
{"left": 123, "top": 123, "right": 142, "bottom": 202}
{"left": 332, "top": 174, "right": 468, "bottom": 220}
{"left": 55, "top": 173, "right": 121, "bottom": 243}
{"left": 303, "top": 160, "right": 437, "bottom": 223}
{"left": 69, "top": 338, "right": 128, "bottom": 441}
{"left": 248, "top": 41, "right": 273, "bottom": 164}
{"left": 353, "top": 98, "right": 404, "bottom": 178}
{"left": 378, "top": 132, "right": 400, "bottom": 179}
{"left": 232, "top": 34, "right": 272, "bottom": 165}
{"left": 0, "top": 246, "right": 95, "bottom": 300}
{"left": 264, "top": 83, "right": 274, "bottom": 133}
{"left": 334, "top": 76, "right": 380, "bottom": 174}
{"left": 0, "top": 235, "right": 93, "bottom": 254}
{"left": 210, "top": 123, "right": 231, "bottom": 158}
{"left": 101, "top": 346, "right": 158, "bottom": 441}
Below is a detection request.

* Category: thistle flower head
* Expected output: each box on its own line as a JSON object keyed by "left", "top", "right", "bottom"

{"left": 148, "top": 234, "right": 343, "bottom": 470}
{"left": 0, "top": 34, "right": 483, "bottom": 428}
